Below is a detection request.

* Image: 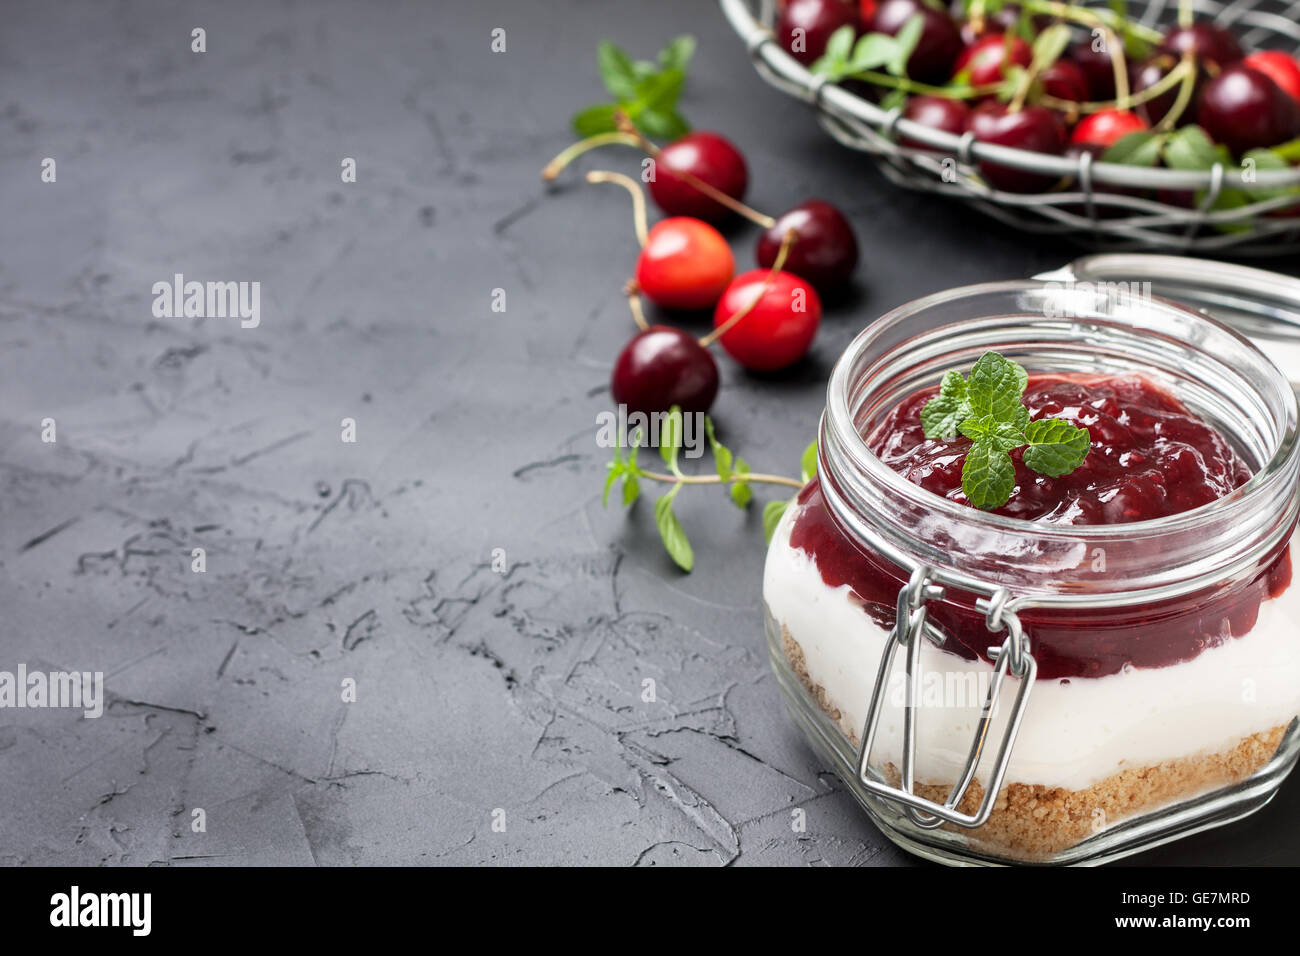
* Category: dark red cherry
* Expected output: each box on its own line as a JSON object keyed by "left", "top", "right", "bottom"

{"left": 610, "top": 326, "right": 719, "bottom": 415}
{"left": 970, "top": 102, "right": 1067, "bottom": 192}
{"left": 646, "top": 132, "right": 749, "bottom": 224}
{"left": 954, "top": 33, "right": 1032, "bottom": 86}
{"left": 1197, "top": 63, "right": 1300, "bottom": 157}
{"left": 1067, "top": 40, "right": 1125, "bottom": 101}
{"left": 899, "top": 95, "right": 971, "bottom": 148}
{"left": 776, "top": 0, "right": 861, "bottom": 66}
{"left": 712, "top": 271, "right": 822, "bottom": 371}
{"left": 1131, "top": 54, "right": 1185, "bottom": 126}
{"left": 1158, "top": 22, "right": 1244, "bottom": 70}
{"left": 1039, "top": 59, "right": 1090, "bottom": 103}
{"left": 868, "top": 0, "right": 962, "bottom": 84}
{"left": 756, "top": 200, "right": 859, "bottom": 291}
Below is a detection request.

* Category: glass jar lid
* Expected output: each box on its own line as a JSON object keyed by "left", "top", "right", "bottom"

{"left": 1035, "top": 255, "right": 1300, "bottom": 386}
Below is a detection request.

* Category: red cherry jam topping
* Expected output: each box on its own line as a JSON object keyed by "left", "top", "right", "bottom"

{"left": 872, "top": 374, "right": 1253, "bottom": 524}
{"left": 789, "top": 373, "right": 1293, "bottom": 680}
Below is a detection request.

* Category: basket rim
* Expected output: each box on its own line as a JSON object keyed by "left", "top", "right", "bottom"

{"left": 719, "top": 0, "right": 1300, "bottom": 189}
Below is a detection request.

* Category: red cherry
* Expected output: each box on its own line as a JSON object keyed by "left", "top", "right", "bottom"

{"left": 1070, "top": 109, "right": 1148, "bottom": 149}
{"left": 646, "top": 132, "right": 749, "bottom": 224}
{"left": 611, "top": 326, "right": 719, "bottom": 415}
{"left": 1197, "top": 63, "right": 1300, "bottom": 157}
{"left": 1131, "top": 54, "right": 1185, "bottom": 127}
{"left": 1039, "top": 59, "right": 1090, "bottom": 103}
{"left": 1067, "top": 40, "right": 1125, "bottom": 101}
{"left": 755, "top": 200, "right": 859, "bottom": 291}
{"left": 953, "top": 33, "right": 1032, "bottom": 86}
{"left": 868, "top": 0, "right": 963, "bottom": 84}
{"left": 858, "top": 0, "right": 878, "bottom": 24}
{"left": 900, "top": 95, "right": 971, "bottom": 148}
{"left": 1243, "top": 51, "right": 1300, "bottom": 107}
{"left": 776, "top": 0, "right": 861, "bottom": 66}
{"left": 712, "top": 271, "right": 822, "bottom": 371}
{"left": 634, "top": 217, "right": 734, "bottom": 311}
{"left": 1158, "top": 23, "right": 1244, "bottom": 70}
{"left": 969, "top": 102, "right": 1067, "bottom": 192}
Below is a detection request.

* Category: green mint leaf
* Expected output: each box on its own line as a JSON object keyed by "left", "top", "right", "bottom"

{"left": 1022, "top": 418, "right": 1092, "bottom": 477}
{"left": 635, "top": 109, "right": 689, "bottom": 140}
{"left": 654, "top": 490, "right": 694, "bottom": 572}
{"left": 705, "top": 418, "right": 733, "bottom": 481}
{"left": 1270, "top": 137, "right": 1300, "bottom": 163}
{"left": 658, "top": 35, "right": 696, "bottom": 73}
{"left": 1102, "top": 130, "right": 1167, "bottom": 167}
{"left": 622, "top": 473, "right": 641, "bottom": 506}
{"left": 920, "top": 370, "right": 971, "bottom": 440}
{"left": 1238, "top": 148, "right": 1300, "bottom": 202}
{"left": 730, "top": 457, "right": 752, "bottom": 509}
{"left": 629, "top": 68, "right": 685, "bottom": 118}
{"left": 958, "top": 413, "right": 1026, "bottom": 452}
{"left": 1163, "top": 125, "right": 1222, "bottom": 171}
{"left": 810, "top": 25, "right": 855, "bottom": 80}
{"left": 967, "top": 351, "right": 1028, "bottom": 421}
{"left": 849, "top": 33, "right": 896, "bottom": 73}
{"left": 572, "top": 103, "right": 619, "bottom": 136}
{"left": 824, "top": 23, "right": 856, "bottom": 68}
{"left": 800, "top": 440, "right": 818, "bottom": 484}
{"left": 961, "top": 438, "right": 1017, "bottom": 510}
{"left": 597, "top": 41, "right": 639, "bottom": 100}
{"left": 660, "top": 406, "right": 683, "bottom": 470}
{"left": 887, "top": 14, "right": 926, "bottom": 77}
{"left": 603, "top": 463, "right": 622, "bottom": 507}
{"left": 1030, "top": 23, "right": 1071, "bottom": 70}
{"left": 763, "top": 499, "right": 791, "bottom": 544}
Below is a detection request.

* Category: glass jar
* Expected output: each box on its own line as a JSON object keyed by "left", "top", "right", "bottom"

{"left": 763, "top": 281, "right": 1300, "bottom": 866}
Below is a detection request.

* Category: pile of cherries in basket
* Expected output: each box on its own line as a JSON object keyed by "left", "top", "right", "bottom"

{"left": 544, "top": 121, "right": 859, "bottom": 416}
{"left": 777, "top": 0, "right": 1300, "bottom": 192}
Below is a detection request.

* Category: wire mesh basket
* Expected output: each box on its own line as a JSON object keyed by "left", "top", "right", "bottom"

{"left": 719, "top": 0, "right": 1300, "bottom": 254}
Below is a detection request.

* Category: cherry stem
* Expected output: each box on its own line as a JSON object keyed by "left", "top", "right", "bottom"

{"left": 1036, "top": 56, "right": 1192, "bottom": 114}
{"left": 698, "top": 228, "right": 797, "bottom": 349}
{"left": 624, "top": 283, "right": 650, "bottom": 332}
{"left": 541, "top": 131, "right": 641, "bottom": 180}
{"left": 1154, "top": 52, "right": 1197, "bottom": 132}
{"left": 638, "top": 469, "right": 804, "bottom": 490}
{"left": 1021, "top": 0, "right": 1164, "bottom": 45}
{"left": 613, "top": 111, "right": 778, "bottom": 229}
{"left": 585, "top": 170, "right": 649, "bottom": 246}
{"left": 846, "top": 70, "right": 1004, "bottom": 100}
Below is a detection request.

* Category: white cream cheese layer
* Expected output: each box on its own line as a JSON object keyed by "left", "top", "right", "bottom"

{"left": 764, "top": 503, "right": 1300, "bottom": 791}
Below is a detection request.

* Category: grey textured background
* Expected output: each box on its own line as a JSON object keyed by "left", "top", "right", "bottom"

{"left": 0, "top": 0, "right": 1295, "bottom": 866}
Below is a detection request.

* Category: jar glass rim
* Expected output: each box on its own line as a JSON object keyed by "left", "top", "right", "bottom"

{"left": 823, "top": 279, "right": 1300, "bottom": 545}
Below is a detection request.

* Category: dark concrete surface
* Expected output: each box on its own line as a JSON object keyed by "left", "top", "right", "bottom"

{"left": 0, "top": 0, "right": 1295, "bottom": 866}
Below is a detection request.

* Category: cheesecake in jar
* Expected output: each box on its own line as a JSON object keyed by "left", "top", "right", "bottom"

{"left": 763, "top": 282, "right": 1300, "bottom": 865}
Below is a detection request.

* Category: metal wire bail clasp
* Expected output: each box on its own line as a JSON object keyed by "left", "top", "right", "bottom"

{"left": 855, "top": 568, "right": 1037, "bottom": 829}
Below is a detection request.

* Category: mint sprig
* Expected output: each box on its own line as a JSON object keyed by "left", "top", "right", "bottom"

{"left": 604, "top": 410, "right": 810, "bottom": 571}
{"left": 572, "top": 37, "right": 695, "bottom": 139}
{"left": 921, "top": 352, "right": 1090, "bottom": 511}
